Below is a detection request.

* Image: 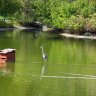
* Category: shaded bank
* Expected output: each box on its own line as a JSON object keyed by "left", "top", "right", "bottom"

{"left": 0, "top": 21, "right": 43, "bottom": 30}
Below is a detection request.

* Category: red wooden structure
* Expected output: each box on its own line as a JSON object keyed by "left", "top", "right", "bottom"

{"left": 0, "top": 48, "right": 16, "bottom": 63}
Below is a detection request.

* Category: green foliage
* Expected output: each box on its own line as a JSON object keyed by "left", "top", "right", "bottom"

{"left": 68, "top": 15, "right": 85, "bottom": 30}
{"left": 1, "top": 0, "right": 96, "bottom": 33}
{"left": 0, "top": 0, "right": 21, "bottom": 20}
{"left": 0, "top": 20, "right": 13, "bottom": 28}
{"left": 85, "top": 13, "right": 96, "bottom": 32}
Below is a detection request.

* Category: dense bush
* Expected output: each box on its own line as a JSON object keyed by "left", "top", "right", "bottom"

{"left": 0, "top": 20, "right": 13, "bottom": 28}
{"left": 67, "top": 15, "right": 85, "bottom": 34}
{"left": 1, "top": 0, "right": 96, "bottom": 34}
{"left": 84, "top": 13, "right": 96, "bottom": 33}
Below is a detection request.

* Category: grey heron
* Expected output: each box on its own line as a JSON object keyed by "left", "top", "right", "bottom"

{"left": 40, "top": 46, "right": 48, "bottom": 61}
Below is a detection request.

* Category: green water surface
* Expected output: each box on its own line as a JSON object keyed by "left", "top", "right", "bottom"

{"left": 0, "top": 29, "right": 96, "bottom": 96}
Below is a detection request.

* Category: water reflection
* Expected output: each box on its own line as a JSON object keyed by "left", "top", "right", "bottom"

{"left": 0, "top": 29, "right": 96, "bottom": 96}
{"left": 0, "top": 62, "right": 15, "bottom": 75}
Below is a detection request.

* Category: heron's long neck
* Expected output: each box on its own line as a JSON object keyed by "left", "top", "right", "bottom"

{"left": 41, "top": 47, "right": 44, "bottom": 54}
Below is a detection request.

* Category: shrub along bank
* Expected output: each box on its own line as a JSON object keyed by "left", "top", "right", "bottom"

{"left": 0, "top": 20, "right": 13, "bottom": 28}
{"left": 1, "top": 0, "right": 96, "bottom": 35}
{"left": 60, "top": 14, "right": 96, "bottom": 35}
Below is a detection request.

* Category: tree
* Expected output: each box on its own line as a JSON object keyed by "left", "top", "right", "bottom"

{"left": 0, "top": 0, "right": 21, "bottom": 20}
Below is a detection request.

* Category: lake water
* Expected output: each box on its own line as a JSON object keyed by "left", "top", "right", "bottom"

{"left": 0, "top": 29, "right": 96, "bottom": 96}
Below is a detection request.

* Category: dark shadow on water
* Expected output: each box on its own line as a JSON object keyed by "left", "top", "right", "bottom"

{"left": 21, "top": 28, "right": 42, "bottom": 33}
{"left": 47, "top": 34, "right": 64, "bottom": 40}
